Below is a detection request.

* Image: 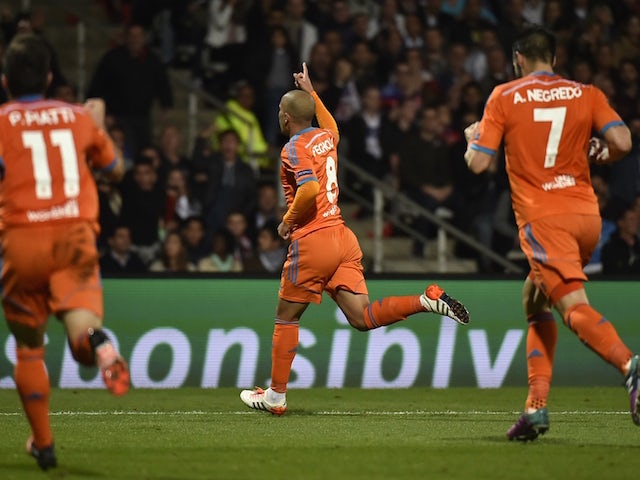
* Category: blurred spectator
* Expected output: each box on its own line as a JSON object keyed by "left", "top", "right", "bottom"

{"left": 201, "top": 0, "right": 250, "bottom": 96}
{"left": 381, "top": 60, "right": 422, "bottom": 112}
{"left": 333, "top": 57, "right": 362, "bottom": 124}
{"left": 614, "top": 15, "right": 640, "bottom": 64}
{"left": 249, "top": 183, "right": 281, "bottom": 242}
{"left": 323, "top": 29, "right": 346, "bottom": 60}
{"left": 197, "top": 228, "right": 243, "bottom": 272}
{"left": 243, "top": 220, "right": 287, "bottom": 273}
{"left": 323, "top": 0, "right": 355, "bottom": 47}
{"left": 351, "top": 12, "right": 376, "bottom": 44}
{"left": 108, "top": 123, "right": 133, "bottom": 169}
{"left": 88, "top": 23, "right": 173, "bottom": 156}
{"left": 376, "top": 0, "right": 406, "bottom": 37}
{"left": 402, "top": 13, "right": 424, "bottom": 49}
{"left": 522, "top": 0, "right": 544, "bottom": 25}
{"left": 158, "top": 125, "right": 191, "bottom": 177}
{"left": 607, "top": 117, "right": 640, "bottom": 206}
{"left": 284, "top": 0, "right": 318, "bottom": 64}
{"left": 100, "top": 225, "right": 148, "bottom": 274}
{"left": 306, "top": 41, "right": 342, "bottom": 111}
{"left": 213, "top": 81, "right": 271, "bottom": 171}
{"left": 496, "top": 0, "right": 528, "bottom": 58}
{"left": 396, "top": 105, "right": 461, "bottom": 257}
{"left": 225, "top": 210, "right": 255, "bottom": 264}
{"left": 11, "top": 9, "right": 66, "bottom": 97}
{"left": 602, "top": 205, "right": 640, "bottom": 274}
{"left": 374, "top": 25, "right": 405, "bottom": 84}
{"left": 164, "top": 167, "right": 202, "bottom": 232}
{"left": 479, "top": 44, "right": 510, "bottom": 97}
{"left": 585, "top": 173, "right": 618, "bottom": 274}
{"left": 422, "top": 26, "right": 448, "bottom": 78}
{"left": 421, "top": 0, "right": 455, "bottom": 32}
{"left": 259, "top": 26, "right": 298, "bottom": 147}
{"left": 149, "top": 230, "right": 197, "bottom": 272}
{"left": 450, "top": 109, "right": 503, "bottom": 271}
{"left": 96, "top": 175, "right": 122, "bottom": 254}
{"left": 343, "top": 84, "right": 395, "bottom": 212}
{"left": 450, "top": 0, "right": 496, "bottom": 48}
{"left": 570, "top": 57, "right": 594, "bottom": 85}
{"left": 119, "top": 156, "right": 165, "bottom": 264}
{"left": 201, "top": 129, "right": 257, "bottom": 237}
{"left": 436, "top": 42, "right": 472, "bottom": 97}
{"left": 180, "top": 216, "right": 209, "bottom": 265}
{"left": 614, "top": 59, "right": 639, "bottom": 123}
{"left": 52, "top": 81, "right": 77, "bottom": 103}
{"left": 349, "top": 41, "right": 380, "bottom": 90}
{"left": 465, "top": 26, "right": 500, "bottom": 82}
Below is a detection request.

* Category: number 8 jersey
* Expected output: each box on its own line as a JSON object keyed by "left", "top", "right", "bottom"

{"left": 280, "top": 125, "right": 344, "bottom": 241}
{"left": 0, "top": 97, "right": 116, "bottom": 230}
{"left": 470, "top": 72, "right": 625, "bottom": 229}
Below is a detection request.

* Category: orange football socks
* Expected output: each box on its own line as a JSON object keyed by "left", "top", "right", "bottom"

{"left": 270, "top": 321, "right": 299, "bottom": 393}
{"left": 362, "top": 296, "right": 422, "bottom": 330}
{"left": 15, "top": 347, "right": 53, "bottom": 448}
{"left": 525, "top": 312, "right": 557, "bottom": 412}
{"left": 564, "top": 303, "right": 632, "bottom": 374}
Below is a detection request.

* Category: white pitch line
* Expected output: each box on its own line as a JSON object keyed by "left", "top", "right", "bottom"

{"left": 0, "top": 410, "right": 631, "bottom": 416}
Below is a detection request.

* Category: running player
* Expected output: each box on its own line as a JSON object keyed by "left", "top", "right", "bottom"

{"left": 463, "top": 25, "right": 638, "bottom": 441}
{"left": 0, "top": 34, "right": 130, "bottom": 469}
{"left": 240, "top": 63, "right": 470, "bottom": 414}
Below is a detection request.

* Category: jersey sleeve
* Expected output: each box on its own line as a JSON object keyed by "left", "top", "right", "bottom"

{"left": 284, "top": 138, "right": 318, "bottom": 186}
{"left": 311, "top": 91, "right": 340, "bottom": 144}
{"left": 87, "top": 121, "right": 117, "bottom": 171}
{"left": 471, "top": 87, "right": 505, "bottom": 156}
{"left": 591, "top": 87, "right": 625, "bottom": 135}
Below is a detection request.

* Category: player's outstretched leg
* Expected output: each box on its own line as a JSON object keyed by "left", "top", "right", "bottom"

{"left": 240, "top": 387, "right": 288, "bottom": 416}
{"left": 506, "top": 408, "right": 549, "bottom": 441}
{"left": 420, "top": 284, "right": 470, "bottom": 325}
{"left": 90, "top": 329, "right": 130, "bottom": 396}
{"left": 625, "top": 354, "right": 640, "bottom": 425}
{"left": 26, "top": 436, "right": 57, "bottom": 471}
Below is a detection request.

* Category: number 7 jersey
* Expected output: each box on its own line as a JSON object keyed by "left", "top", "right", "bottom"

{"left": 0, "top": 97, "right": 116, "bottom": 230}
{"left": 280, "top": 126, "right": 344, "bottom": 241}
{"left": 470, "top": 72, "right": 625, "bottom": 229}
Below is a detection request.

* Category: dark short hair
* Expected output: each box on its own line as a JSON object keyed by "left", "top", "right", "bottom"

{"left": 512, "top": 25, "right": 556, "bottom": 64}
{"left": 4, "top": 33, "right": 50, "bottom": 97}
{"left": 218, "top": 128, "right": 240, "bottom": 143}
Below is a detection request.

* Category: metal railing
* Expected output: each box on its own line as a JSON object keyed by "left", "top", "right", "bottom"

{"left": 339, "top": 159, "right": 524, "bottom": 274}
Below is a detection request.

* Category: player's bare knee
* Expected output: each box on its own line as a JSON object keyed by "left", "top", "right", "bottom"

{"left": 346, "top": 315, "right": 369, "bottom": 331}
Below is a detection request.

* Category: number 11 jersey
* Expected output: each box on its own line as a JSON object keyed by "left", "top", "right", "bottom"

{"left": 0, "top": 97, "right": 116, "bottom": 231}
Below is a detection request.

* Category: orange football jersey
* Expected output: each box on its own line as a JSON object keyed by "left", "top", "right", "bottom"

{"left": 280, "top": 126, "right": 344, "bottom": 240}
{"left": 471, "top": 72, "right": 624, "bottom": 228}
{"left": 0, "top": 97, "right": 116, "bottom": 230}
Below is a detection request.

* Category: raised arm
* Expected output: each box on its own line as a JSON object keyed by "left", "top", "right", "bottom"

{"left": 293, "top": 62, "right": 339, "bottom": 139}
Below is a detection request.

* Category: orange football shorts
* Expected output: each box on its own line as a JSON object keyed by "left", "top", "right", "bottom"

{"left": 1, "top": 221, "right": 103, "bottom": 329}
{"left": 279, "top": 224, "right": 368, "bottom": 304}
{"left": 519, "top": 214, "right": 601, "bottom": 301}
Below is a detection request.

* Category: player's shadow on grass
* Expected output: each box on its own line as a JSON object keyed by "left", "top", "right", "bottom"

{"left": 0, "top": 461, "right": 107, "bottom": 478}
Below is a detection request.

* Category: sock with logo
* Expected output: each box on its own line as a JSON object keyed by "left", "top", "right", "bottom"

{"left": 362, "top": 296, "right": 422, "bottom": 330}
{"left": 15, "top": 347, "right": 53, "bottom": 448}
{"left": 525, "top": 312, "right": 557, "bottom": 412}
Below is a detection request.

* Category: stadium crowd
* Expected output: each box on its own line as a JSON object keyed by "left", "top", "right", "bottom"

{"left": 8, "top": 0, "right": 640, "bottom": 274}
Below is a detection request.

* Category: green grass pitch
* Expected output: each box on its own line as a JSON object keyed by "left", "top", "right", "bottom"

{"left": 1, "top": 387, "right": 639, "bottom": 479}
